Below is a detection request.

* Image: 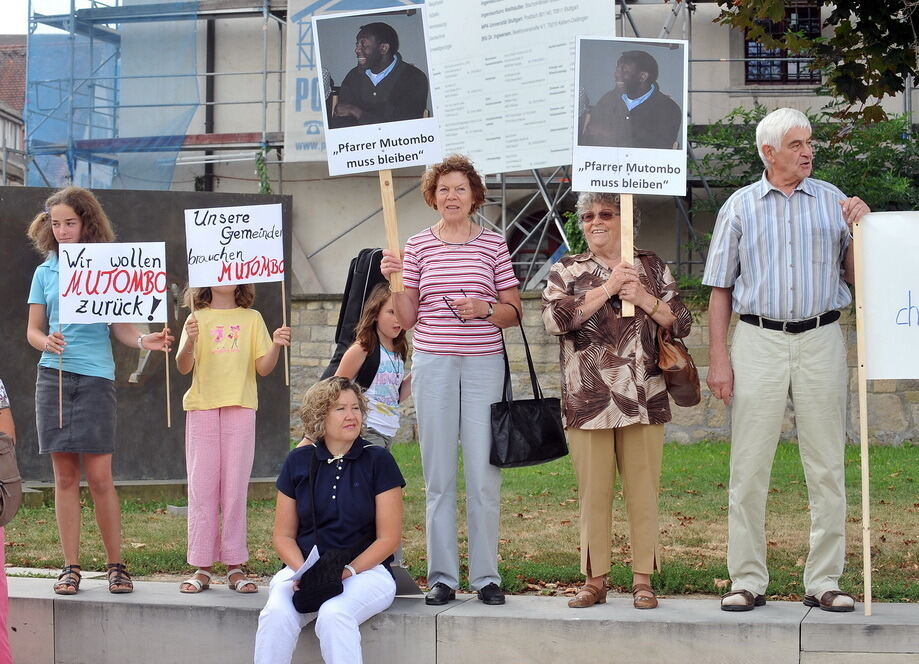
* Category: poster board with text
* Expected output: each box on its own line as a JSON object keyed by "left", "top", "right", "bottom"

{"left": 860, "top": 211, "right": 919, "bottom": 379}
{"left": 572, "top": 37, "right": 688, "bottom": 196}
{"left": 58, "top": 242, "right": 168, "bottom": 324}
{"left": 313, "top": 5, "right": 443, "bottom": 176}
{"left": 184, "top": 203, "right": 285, "bottom": 288}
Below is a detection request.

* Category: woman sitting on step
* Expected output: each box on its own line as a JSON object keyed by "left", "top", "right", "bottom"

{"left": 254, "top": 377, "right": 404, "bottom": 664}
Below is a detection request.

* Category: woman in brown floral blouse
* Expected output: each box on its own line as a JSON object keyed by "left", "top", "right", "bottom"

{"left": 542, "top": 192, "right": 692, "bottom": 610}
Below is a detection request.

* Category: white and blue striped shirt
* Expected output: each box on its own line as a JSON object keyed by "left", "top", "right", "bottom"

{"left": 703, "top": 172, "right": 852, "bottom": 320}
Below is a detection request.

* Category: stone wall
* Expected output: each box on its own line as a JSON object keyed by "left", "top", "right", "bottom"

{"left": 289, "top": 293, "right": 917, "bottom": 446}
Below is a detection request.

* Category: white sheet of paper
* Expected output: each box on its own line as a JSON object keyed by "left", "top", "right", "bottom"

{"left": 290, "top": 545, "right": 321, "bottom": 581}
{"left": 860, "top": 211, "right": 919, "bottom": 379}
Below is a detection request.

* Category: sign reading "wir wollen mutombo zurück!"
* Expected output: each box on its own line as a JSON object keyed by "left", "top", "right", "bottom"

{"left": 58, "top": 242, "right": 168, "bottom": 324}
{"left": 184, "top": 203, "right": 285, "bottom": 288}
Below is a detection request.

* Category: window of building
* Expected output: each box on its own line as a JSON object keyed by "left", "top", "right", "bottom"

{"left": 744, "top": 2, "right": 821, "bottom": 85}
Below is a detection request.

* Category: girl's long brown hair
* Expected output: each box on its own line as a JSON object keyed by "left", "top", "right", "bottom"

{"left": 27, "top": 186, "right": 115, "bottom": 255}
{"left": 353, "top": 283, "right": 407, "bottom": 360}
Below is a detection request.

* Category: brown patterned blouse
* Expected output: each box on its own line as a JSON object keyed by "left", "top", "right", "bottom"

{"left": 542, "top": 249, "right": 692, "bottom": 430}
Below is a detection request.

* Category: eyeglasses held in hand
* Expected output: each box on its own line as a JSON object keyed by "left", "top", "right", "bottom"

{"left": 442, "top": 289, "right": 471, "bottom": 324}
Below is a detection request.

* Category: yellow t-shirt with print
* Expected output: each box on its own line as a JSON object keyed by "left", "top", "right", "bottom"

{"left": 180, "top": 307, "right": 273, "bottom": 411}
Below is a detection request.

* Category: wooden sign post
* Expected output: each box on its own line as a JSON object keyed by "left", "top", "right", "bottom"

{"left": 58, "top": 347, "right": 63, "bottom": 428}
{"left": 281, "top": 280, "right": 290, "bottom": 386}
{"left": 164, "top": 302, "right": 172, "bottom": 428}
{"left": 620, "top": 194, "right": 635, "bottom": 317}
{"left": 379, "top": 170, "right": 404, "bottom": 292}
{"left": 852, "top": 218, "right": 872, "bottom": 616}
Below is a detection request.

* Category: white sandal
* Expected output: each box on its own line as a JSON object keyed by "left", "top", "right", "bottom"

{"left": 227, "top": 568, "right": 258, "bottom": 593}
{"left": 179, "top": 569, "right": 212, "bottom": 594}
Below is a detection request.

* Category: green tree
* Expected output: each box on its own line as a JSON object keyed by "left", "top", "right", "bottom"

{"left": 716, "top": 1, "right": 919, "bottom": 121}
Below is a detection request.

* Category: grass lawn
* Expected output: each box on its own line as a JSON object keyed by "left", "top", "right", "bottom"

{"left": 5, "top": 441, "right": 917, "bottom": 601}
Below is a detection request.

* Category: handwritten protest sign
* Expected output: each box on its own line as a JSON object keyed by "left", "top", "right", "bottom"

{"left": 58, "top": 242, "right": 168, "bottom": 324}
{"left": 184, "top": 203, "right": 285, "bottom": 287}
{"left": 572, "top": 37, "right": 688, "bottom": 197}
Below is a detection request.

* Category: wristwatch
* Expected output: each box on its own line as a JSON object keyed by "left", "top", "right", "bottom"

{"left": 486, "top": 302, "right": 494, "bottom": 318}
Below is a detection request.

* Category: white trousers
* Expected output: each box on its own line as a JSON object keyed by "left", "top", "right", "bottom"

{"left": 253, "top": 564, "right": 396, "bottom": 664}
{"left": 728, "top": 320, "right": 848, "bottom": 597}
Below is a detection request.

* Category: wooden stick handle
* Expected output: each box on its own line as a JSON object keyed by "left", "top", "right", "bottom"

{"left": 58, "top": 351, "right": 63, "bottom": 429}
{"left": 620, "top": 194, "right": 635, "bottom": 318}
{"left": 165, "top": 345, "right": 171, "bottom": 429}
{"left": 379, "top": 170, "right": 403, "bottom": 292}
{"left": 281, "top": 280, "right": 290, "bottom": 387}
{"left": 853, "top": 219, "right": 872, "bottom": 616}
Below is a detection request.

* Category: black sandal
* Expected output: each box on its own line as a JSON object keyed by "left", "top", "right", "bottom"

{"left": 54, "top": 564, "right": 82, "bottom": 595}
{"left": 106, "top": 562, "right": 134, "bottom": 594}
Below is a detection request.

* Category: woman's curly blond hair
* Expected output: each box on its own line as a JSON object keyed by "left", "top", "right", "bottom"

{"left": 298, "top": 377, "right": 368, "bottom": 441}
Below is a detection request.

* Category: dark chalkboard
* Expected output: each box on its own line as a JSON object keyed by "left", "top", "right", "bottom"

{"left": 0, "top": 187, "right": 292, "bottom": 481}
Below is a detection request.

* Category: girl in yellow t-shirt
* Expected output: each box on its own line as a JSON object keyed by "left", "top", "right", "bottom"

{"left": 175, "top": 283, "right": 290, "bottom": 594}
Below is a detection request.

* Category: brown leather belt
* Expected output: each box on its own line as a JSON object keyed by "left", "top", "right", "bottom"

{"left": 739, "top": 310, "right": 840, "bottom": 334}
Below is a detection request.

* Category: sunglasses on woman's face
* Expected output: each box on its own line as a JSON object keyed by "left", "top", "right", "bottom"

{"left": 580, "top": 210, "right": 619, "bottom": 223}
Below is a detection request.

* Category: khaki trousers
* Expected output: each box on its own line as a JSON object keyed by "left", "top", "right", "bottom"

{"left": 568, "top": 424, "right": 664, "bottom": 577}
{"left": 728, "top": 320, "right": 848, "bottom": 596}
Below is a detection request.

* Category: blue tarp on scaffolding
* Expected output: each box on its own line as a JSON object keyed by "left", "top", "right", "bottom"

{"left": 26, "top": 0, "right": 199, "bottom": 189}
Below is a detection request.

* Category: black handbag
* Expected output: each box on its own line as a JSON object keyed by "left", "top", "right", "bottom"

{"left": 292, "top": 452, "right": 369, "bottom": 613}
{"left": 489, "top": 305, "right": 568, "bottom": 468}
{"left": 292, "top": 547, "right": 353, "bottom": 614}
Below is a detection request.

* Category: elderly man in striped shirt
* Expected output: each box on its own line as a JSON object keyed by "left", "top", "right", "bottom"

{"left": 703, "top": 107, "right": 870, "bottom": 613}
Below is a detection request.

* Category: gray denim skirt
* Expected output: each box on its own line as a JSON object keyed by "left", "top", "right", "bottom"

{"left": 35, "top": 366, "right": 116, "bottom": 454}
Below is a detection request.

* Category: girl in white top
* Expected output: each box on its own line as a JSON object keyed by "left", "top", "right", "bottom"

{"left": 335, "top": 283, "right": 411, "bottom": 449}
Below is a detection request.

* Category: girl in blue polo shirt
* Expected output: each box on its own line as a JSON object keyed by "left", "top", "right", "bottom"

{"left": 25, "top": 186, "right": 172, "bottom": 596}
{"left": 255, "top": 377, "right": 404, "bottom": 664}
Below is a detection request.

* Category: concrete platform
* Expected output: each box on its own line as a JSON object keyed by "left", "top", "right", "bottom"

{"left": 23, "top": 477, "right": 278, "bottom": 505}
{"left": 7, "top": 577, "right": 918, "bottom": 664}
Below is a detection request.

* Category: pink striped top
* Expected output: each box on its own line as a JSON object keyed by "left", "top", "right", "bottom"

{"left": 402, "top": 227, "right": 519, "bottom": 356}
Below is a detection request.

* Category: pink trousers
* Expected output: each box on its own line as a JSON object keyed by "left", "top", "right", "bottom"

{"left": 185, "top": 407, "right": 256, "bottom": 567}
{"left": 0, "top": 527, "right": 12, "bottom": 664}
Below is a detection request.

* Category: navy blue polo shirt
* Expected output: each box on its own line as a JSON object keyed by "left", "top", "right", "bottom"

{"left": 276, "top": 439, "right": 405, "bottom": 561}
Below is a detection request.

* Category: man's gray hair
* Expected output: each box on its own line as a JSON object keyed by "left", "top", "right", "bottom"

{"left": 755, "top": 107, "right": 811, "bottom": 168}
{"left": 574, "top": 192, "right": 642, "bottom": 236}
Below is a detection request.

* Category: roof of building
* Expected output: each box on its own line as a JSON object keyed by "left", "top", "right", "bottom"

{"left": 0, "top": 36, "right": 26, "bottom": 115}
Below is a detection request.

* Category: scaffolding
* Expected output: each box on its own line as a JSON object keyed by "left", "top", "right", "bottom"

{"left": 26, "top": 0, "right": 285, "bottom": 189}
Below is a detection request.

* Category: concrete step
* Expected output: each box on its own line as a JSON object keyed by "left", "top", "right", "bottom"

{"left": 7, "top": 577, "right": 918, "bottom": 664}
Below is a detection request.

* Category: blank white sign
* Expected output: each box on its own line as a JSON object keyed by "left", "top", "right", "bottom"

{"left": 860, "top": 211, "right": 919, "bottom": 379}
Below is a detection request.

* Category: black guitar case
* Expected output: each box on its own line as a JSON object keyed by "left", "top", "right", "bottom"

{"left": 320, "top": 248, "right": 387, "bottom": 388}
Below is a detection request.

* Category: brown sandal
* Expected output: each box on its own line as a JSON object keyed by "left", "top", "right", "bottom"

{"left": 632, "top": 583, "right": 658, "bottom": 609}
{"left": 54, "top": 565, "right": 82, "bottom": 595}
{"left": 803, "top": 590, "right": 855, "bottom": 612}
{"left": 720, "top": 589, "right": 766, "bottom": 612}
{"left": 106, "top": 562, "right": 134, "bottom": 594}
{"left": 568, "top": 583, "right": 608, "bottom": 608}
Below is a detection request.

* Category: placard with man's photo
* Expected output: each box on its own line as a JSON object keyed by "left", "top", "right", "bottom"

{"left": 572, "top": 37, "right": 688, "bottom": 196}
{"left": 314, "top": 5, "right": 443, "bottom": 176}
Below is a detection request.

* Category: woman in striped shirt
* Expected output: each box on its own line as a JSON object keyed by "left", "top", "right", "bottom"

{"left": 380, "top": 154, "right": 522, "bottom": 607}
